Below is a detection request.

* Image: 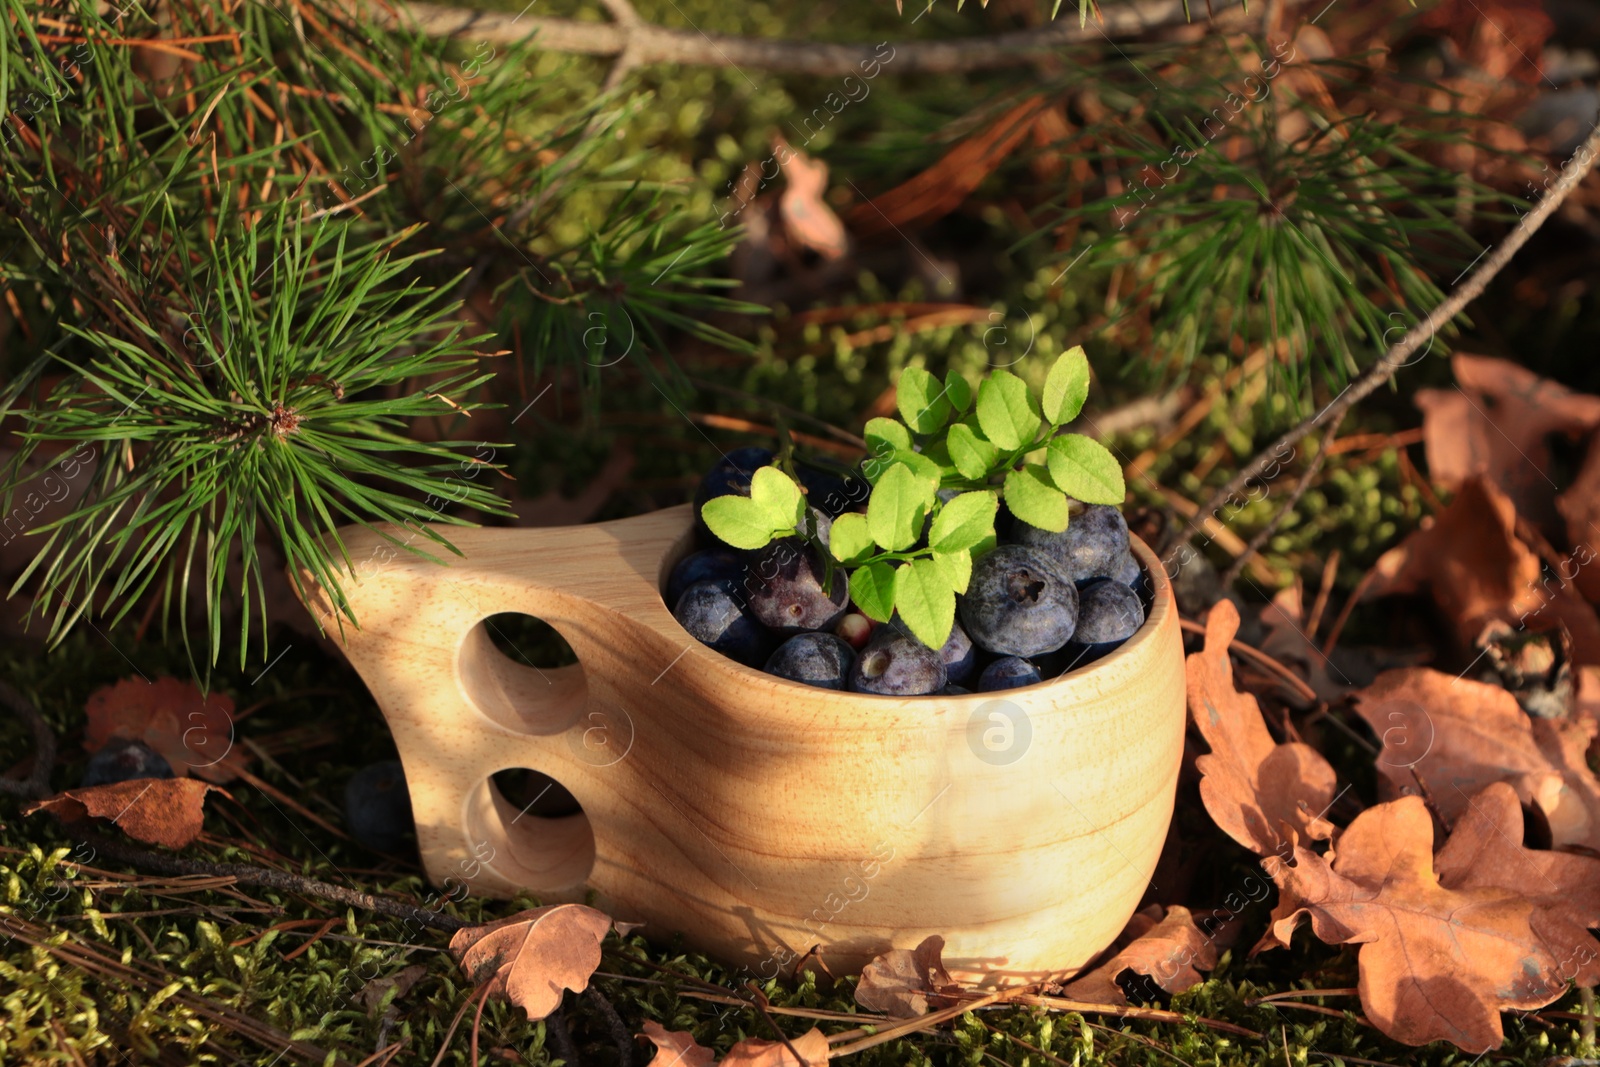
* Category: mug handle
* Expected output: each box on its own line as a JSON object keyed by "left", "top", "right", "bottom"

{"left": 294, "top": 505, "right": 693, "bottom": 899}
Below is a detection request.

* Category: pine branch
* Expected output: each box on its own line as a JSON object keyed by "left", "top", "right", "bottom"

{"left": 1167, "top": 124, "right": 1600, "bottom": 563}
{"left": 378, "top": 0, "right": 1248, "bottom": 76}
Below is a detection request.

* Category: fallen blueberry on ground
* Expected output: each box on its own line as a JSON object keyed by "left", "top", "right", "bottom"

{"left": 344, "top": 760, "right": 414, "bottom": 854}
{"left": 81, "top": 739, "right": 174, "bottom": 787}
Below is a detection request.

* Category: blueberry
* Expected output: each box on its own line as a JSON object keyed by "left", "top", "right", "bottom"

{"left": 798, "top": 465, "right": 868, "bottom": 517}
{"left": 848, "top": 628, "right": 947, "bottom": 696}
{"left": 940, "top": 621, "right": 978, "bottom": 684}
{"left": 1057, "top": 579, "right": 1145, "bottom": 671}
{"left": 694, "top": 447, "right": 775, "bottom": 547}
{"left": 674, "top": 580, "right": 775, "bottom": 667}
{"left": 344, "top": 760, "right": 414, "bottom": 853}
{"left": 1112, "top": 550, "right": 1141, "bottom": 588}
{"left": 81, "top": 739, "right": 174, "bottom": 787}
{"left": 958, "top": 545, "right": 1079, "bottom": 657}
{"left": 765, "top": 632, "right": 855, "bottom": 689}
{"left": 666, "top": 549, "right": 745, "bottom": 609}
{"left": 1062, "top": 504, "right": 1131, "bottom": 581}
{"left": 941, "top": 684, "right": 972, "bottom": 695}
{"left": 977, "top": 656, "right": 1043, "bottom": 692}
{"left": 744, "top": 538, "right": 848, "bottom": 634}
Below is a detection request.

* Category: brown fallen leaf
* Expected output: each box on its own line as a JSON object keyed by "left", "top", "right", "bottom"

{"left": 1059, "top": 905, "right": 1218, "bottom": 1005}
{"left": 1266, "top": 793, "right": 1574, "bottom": 1052}
{"left": 1363, "top": 476, "right": 1600, "bottom": 664}
{"left": 638, "top": 1020, "right": 715, "bottom": 1067}
{"left": 1352, "top": 667, "right": 1600, "bottom": 852}
{"left": 1415, "top": 354, "right": 1600, "bottom": 525}
{"left": 776, "top": 138, "right": 847, "bottom": 262}
{"left": 1556, "top": 434, "right": 1600, "bottom": 604}
{"left": 84, "top": 676, "right": 245, "bottom": 784}
{"left": 23, "top": 778, "right": 229, "bottom": 848}
{"left": 854, "top": 934, "right": 961, "bottom": 1018}
{"left": 449, "top": 903, "right": 612, "bottom": 1021}
{"left": 720, "top": 1029, "right": 829, "bottom": 1067}
{"left": 1187, "top": 600, "right": 1337, "bottom": 858}
{"left": 1434, "top": 782, "right": 1600, "bottom": 995}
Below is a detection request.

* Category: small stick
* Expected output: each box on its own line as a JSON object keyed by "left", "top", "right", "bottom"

{"left": 77, "top": 832, "right": 470, "bottom": 932}
{"left": 1305, "top": 549, "right": 1341, "bottom": 642}
{"left": 585, "top": 986, "right": 635, "bottom": 1067}
{"left": 547, "top": 1006, "right": 583, "bottom": 1067}
{"left": 1177, "top": 617, "right": 1319, "bottom": 706}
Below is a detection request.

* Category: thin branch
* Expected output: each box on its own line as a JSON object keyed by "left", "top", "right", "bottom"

{"left": 1169, "top": 124, "right": 1600, "bottom": 566}
{"left": 381, "top": 0, "right": 1247, "bottom": 77}
{"left": 1218, "top": 409, "right": 1347, "bottom": 589}
{"left": 78, "top": 832, "right": 472, "bottom": 932}
{"left": 0, "top": 679, "right": 57, "bottom": 800}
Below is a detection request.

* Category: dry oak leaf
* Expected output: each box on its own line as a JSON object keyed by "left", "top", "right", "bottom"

{"left": 638, "top": 1020, "right": 715, "bottom": 1067}
{"left": 720, "top": 1029, "right": 830, "bottom": 1067}
{"left": 1415, "top": 354, "right": 1600, "bottom": 525}
{"left": 854, "top": 934, "right": 961, "bottom": 1018}
{"left": 1434, "top": 782, "right": 1600, "bottom": 993}
{"left": 1352, "top": 668, "right": 1600, "bottom": 853}
{"left": 1060, "top": 905, "right": 1218, "bottom": 1005}
{"left": 1557, "top": 433, "right": 1600, "bottom": 604}
{"left": 448, "top": 903, "right": 612, "bottom": 1020}
{"left": 85, "top": 676, "right": 244, "bottom": 784}
{"left": 1268, "top": 794, "right": 1576, "bottom": 1052}
{"left": 1188, "top": 599, "right": 1337, "bottom": 857}
{"left": 1363, "top": 475, "right": 1600, "bottom": 665}
{"left": 23, "top": 778, "right": 229, "bottom": 848}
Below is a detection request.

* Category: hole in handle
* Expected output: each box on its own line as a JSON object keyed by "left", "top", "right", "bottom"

{"left": 467, "top": 768, "right": 596, "bottom": 892}
{"left": 461, "top": 613, "right": 586, "bottom": 735}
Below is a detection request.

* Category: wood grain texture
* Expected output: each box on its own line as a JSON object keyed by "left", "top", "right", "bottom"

{"left": 298, "top": 504, "right": 1186, "bottom": 985}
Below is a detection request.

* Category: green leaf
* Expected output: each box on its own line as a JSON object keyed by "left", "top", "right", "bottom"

{"left": 867, "top": 463, "right": 930, "bottom": 552}
{"left": 894, "top": 558, "right": 956, "bottom": 650}
{"left": 748, "top": 466, "right": 806, "bottom": 528}
{"left": 888, "top": 449, "right": 944, "bottom": 491}
{"left": 1041, "top": 345, "right": 1091, "bottom": 426}
{"left": 946, "top": 371, "right": 973, "bottom": 413}
{"left": 700, "top": 495, "right": 782, "bottom": 550}
{"left": 930, "top": 549, "right": 972, "bottom": 595}
{"left": 1046, "top": 434, "right": 1127, "bottom": 505}
{"left": 929, "top": 490, "right": 998, "bottom": 554}
{"left": 975, "top": 371, "right": 1040, "bottom": 451}
{"left": 850, "top": 562, "right": 897, "bottom": 622}
{"left": 1003, "top": 464, "right": 1070, "bottom": 532}
{"left": 829, "top": 512, "right": 875, "bottom": 563}
{"left": 700, "top": 466, "right": 802, "bottom": 549}
{"left": 946, "top": 422, "right": 1000, "bottom": 481}
{"left": 864, "top": 417, "right": 912, "bottom": 457}
{"left": 896, "top": 365, "right": 952, "bottom": 435}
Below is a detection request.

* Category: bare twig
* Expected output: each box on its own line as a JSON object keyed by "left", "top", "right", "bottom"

{"left": 1218, "top": 409, "right": 1347, "bottom": 589}
{"left": 1169, "top": 124, "right": 1600, "bottom": 567}
{"left": 380, "top": 0, "right": 1247, "bottom": 77}
{"left": 0, "top": 679, "right": 57, "bottom": 800}
{"left": 77, "top": 832, "right": 471, "bottom": 932}
{"left": 584, "top": 986, "right": 635, "bottom": 1067}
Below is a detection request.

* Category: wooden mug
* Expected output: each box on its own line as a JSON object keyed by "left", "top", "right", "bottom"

{"left": 300, "top": 504, "right": 1186, "bottom": 985}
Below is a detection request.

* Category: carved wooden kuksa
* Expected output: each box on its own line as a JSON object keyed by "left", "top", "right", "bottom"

{"left": 298, "top": 503, "right": 1186, "bottom": 984}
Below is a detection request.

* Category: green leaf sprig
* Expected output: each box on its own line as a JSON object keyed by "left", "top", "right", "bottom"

{"left": 700, "top": 346, "right": 1126, "bottom": 650}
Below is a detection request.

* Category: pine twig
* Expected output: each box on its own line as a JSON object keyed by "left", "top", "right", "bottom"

{"left": 0, "top": 680, "right": 57, "bottom": 800}
{"left": 381, "top": 0, "right": 1247, "bottom": 76}
{"left": 1167, "top": 124, "right": 1600, "bottom": 566}
{"left": 1217, "top": 409, "right": 1347, "bottom": 589}
{"left": 77, "top": 832, "right": 472, "bottom": 932}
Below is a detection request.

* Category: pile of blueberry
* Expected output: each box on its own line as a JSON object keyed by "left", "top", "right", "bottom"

{"left": 666, "top": 448, "right": 1152, "bottom": 696}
